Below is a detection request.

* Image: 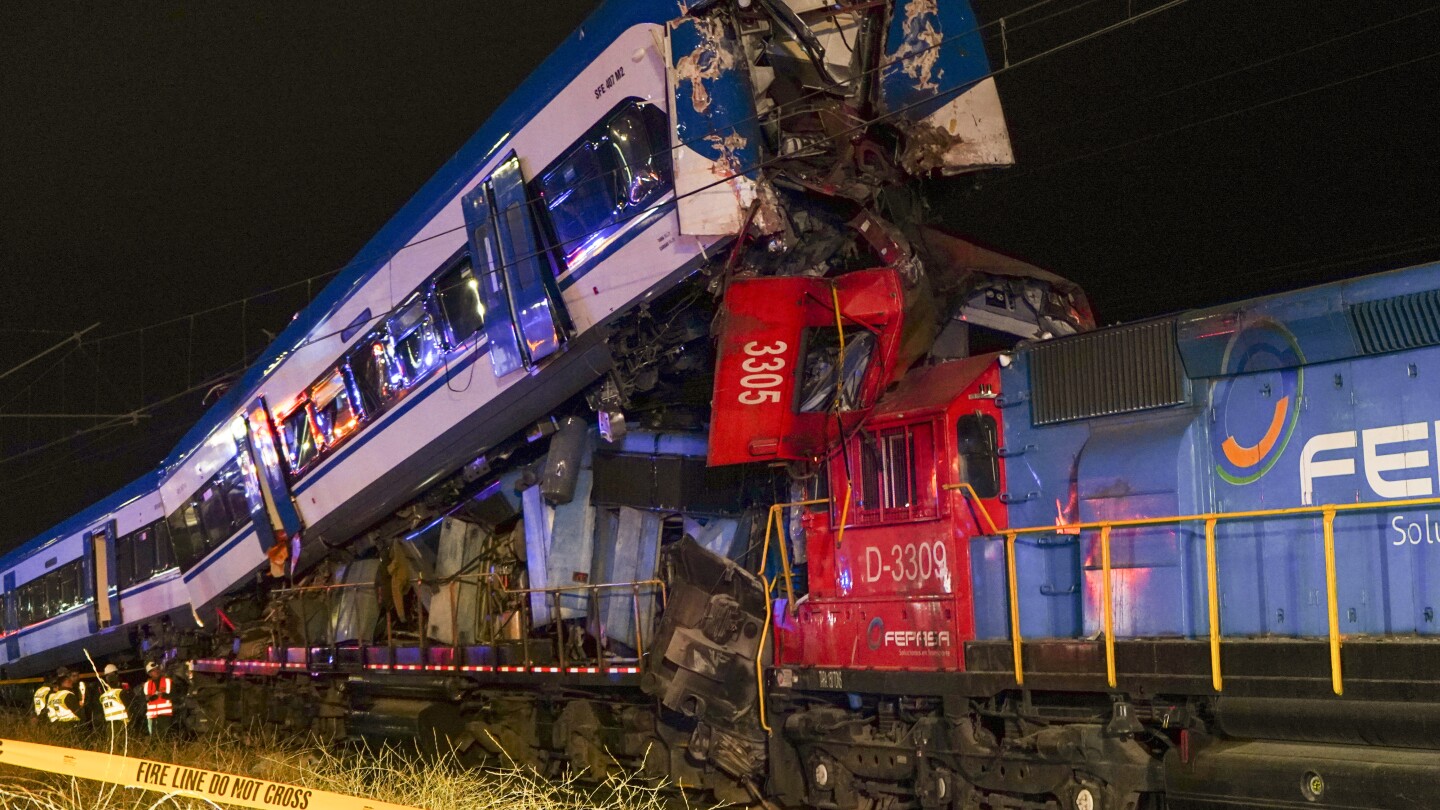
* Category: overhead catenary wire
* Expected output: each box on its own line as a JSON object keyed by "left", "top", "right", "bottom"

{"left": 2, "top": 0, "right": 1193, "bottom": 477}
{"left": 984, "top": 33, "right": 1440, "bottom": 187}
{"left": 0, "top": 0, "right": 1196, "bottom": 490}
{"left": 9, "top": 0, "right": 1156, "bottom": 380}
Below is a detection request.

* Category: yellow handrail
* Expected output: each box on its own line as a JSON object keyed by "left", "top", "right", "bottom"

{"left": 1100, "top": 525, "right": 1115, "bottom": 689}
{"left": 756, "top": 498, "right": 829, "bottom": 735}
{"left": 759, "top": 498, "right": 831, "bottom": 612}
{"left": 943, "top": 482, "right": 1001, "bottom": 535}
{"left": 1204, "top": 517, "right": 1221, "bottom": 692}
{"left": 1005, "top": 532, "right": 1022, "bottom": 685}
{"left": 959, "top": 488, "right": 1440, "bottom": 696}
{"left": 1322, "top": 507, "right": 1343, "bottom": 696}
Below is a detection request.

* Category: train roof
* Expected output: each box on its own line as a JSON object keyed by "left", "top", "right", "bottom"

{"left": 4, "top": 0, "right": 679, "bottom": 564}
{"left": 870, "top": 354, "right": 998, "bottom": 420}
{"left": 161, "top": 0, "right": 680, "bottom": 471}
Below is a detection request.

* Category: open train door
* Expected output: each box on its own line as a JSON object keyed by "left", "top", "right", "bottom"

{"left": 239, "top": 398, "right": 305, "bottom": 574}
{"left": 463, "top": 153, "right": 571, "bottom": 377}
{"left": 85, "top": 520, "right": 121, "bottom": 632}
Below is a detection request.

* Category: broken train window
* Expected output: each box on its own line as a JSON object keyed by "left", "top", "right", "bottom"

{"left": 797, "top": 326, "right": 876, "bottom": 413}
{"left": 533, "top": 99, "right": 673, "bottom": 273}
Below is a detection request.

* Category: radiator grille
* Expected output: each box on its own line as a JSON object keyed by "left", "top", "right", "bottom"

{"left": 1349, "top": 290, "right": 1440, "bottom": 354}
{"left": 1029, "top": 320, "right": 1187, "bottom": 425}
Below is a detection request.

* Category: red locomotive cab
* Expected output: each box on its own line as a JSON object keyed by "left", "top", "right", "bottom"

{"left": 775, "top": 355, "right": 1009, "bottom": 672}
{"left": 708, "top": 269, "right": 907, "bottom": 467}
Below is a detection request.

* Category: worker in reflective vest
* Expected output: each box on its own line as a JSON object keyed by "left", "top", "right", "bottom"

{"left": 47, "top": 669, "right": 82, "bottom": 725}
{"left": 31, "top": 678, "right": 52, "bottom": 723}
{"left": 99, "top": 663, "right": 130, "bottom": 726}
{"left": 143, "top": 661, "right": 173, "bottom": 736}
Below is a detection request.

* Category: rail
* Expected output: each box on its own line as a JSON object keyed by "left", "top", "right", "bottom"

{"left": 951, "top": 489, "right": 1440, "bottom": 696}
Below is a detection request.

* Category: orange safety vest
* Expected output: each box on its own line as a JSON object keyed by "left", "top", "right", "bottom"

{"left": 144, "top": 677, "right": 173, "bottom": 719}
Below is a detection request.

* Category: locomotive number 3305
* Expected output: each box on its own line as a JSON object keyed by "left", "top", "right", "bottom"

{"left": 737, "top": 340, "right": 789, "bottom": 405}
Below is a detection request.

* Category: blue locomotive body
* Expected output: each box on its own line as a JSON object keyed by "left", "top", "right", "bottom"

{"left": 985, "top": 261, "right": 1440, "bottom": 649}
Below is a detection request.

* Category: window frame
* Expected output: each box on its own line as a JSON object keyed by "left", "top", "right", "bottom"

{"left": 838, "top": 418, "right": 943, "bottom": 527}
{"left": 531, "top": 97, "right": 674, "bottom": 275}
{"left": 955, "top": 412, "right": 1002, "bottom": 500}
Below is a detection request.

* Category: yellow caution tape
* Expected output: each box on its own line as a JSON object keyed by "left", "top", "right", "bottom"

{"left": 0, "top": 738, "right": 422, "bottom": 810}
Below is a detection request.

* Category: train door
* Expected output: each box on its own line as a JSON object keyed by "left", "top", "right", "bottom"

{"left": 86, "top": 521, "right": 121, "bottom": 631}
{"left": 239, "top": 398, "right": 305, "bottom": 566}
{"left": 463, "top": 153, "right": 570, "bottom": 377}
{"left": 2, "top": 572, "right": 17, "bottom": 661}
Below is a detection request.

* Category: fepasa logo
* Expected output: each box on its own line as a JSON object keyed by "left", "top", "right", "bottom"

{"left": 1211, "top": 318, "right": 1305, "bottom": 485}
{"left": 864, "top": 616, "right": 951, "bottom": 650}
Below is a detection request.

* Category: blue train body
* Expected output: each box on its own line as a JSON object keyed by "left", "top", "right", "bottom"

{"left": 974, "top": 261, "right": 1440, "bottom": 647}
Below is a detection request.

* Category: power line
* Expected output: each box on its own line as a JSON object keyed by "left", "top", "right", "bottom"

{"left": 1, "top": 0, "right": 1193, "bottom": 473}
{"left": 0, "top": 324, "right": 99, "bottom": 383}
{"left": 1021, "top": 4, "right": 1440, "bottom": 143}
{"left": 987, "top": 41, "right": 1440, "bottom": 186}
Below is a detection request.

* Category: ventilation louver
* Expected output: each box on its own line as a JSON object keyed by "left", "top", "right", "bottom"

{"left": 1349, "top": 290, "right": 1440, "bottom": 355}
{"left": 1029, "top": 319, "right": 1187, "bottom": 425}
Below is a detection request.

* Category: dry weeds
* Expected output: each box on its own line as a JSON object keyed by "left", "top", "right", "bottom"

{"left": 0, "top": 712, "right": 689, "bottom": 810}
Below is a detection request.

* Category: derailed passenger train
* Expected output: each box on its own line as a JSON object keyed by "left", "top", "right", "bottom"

{"left": 0, "top": 0, "right": 1014, "bottom": 675}
{"left": 10, "top": 1, "right": 1440, "bottom": 808}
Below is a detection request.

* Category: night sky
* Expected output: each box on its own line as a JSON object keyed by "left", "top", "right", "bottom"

{"left": 1, "top": 0, "right": 1437, "bottom": 548}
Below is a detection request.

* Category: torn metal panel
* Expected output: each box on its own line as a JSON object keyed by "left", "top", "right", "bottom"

{"left": 426, "top": 517, "right": 488, "bottom": 645}
{"left": 667, "top": 11, "right": 781, "bottom": 236}
{"left": 331, "top": 558, "right": 380, "bottom": 644}
{"left": 880, "top": 0, "right": 1015, "bottom": 174}
{"left": 918, "top": 227, "right": 1096, "bottom": 333}
{"left": 644, "top": 536, "right": 769, "bottom": 778}
{"left": 540, "top": 427, "right": 596, "bottom": 622}
{"left": 590, "top": 506, "right": 663, "bottom": 653}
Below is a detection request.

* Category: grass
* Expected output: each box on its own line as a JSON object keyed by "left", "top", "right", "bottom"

{"left": 0, "top": 711, "right": 691, "bottom": 810}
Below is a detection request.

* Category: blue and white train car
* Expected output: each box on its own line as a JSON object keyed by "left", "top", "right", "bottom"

{"left": 0, "top": 0, "right": 1014, "bottom": 678}
{"left": 162, "top": 4, "right": 727, "bottom": 613}
{"left": 0, "top": 474, "right": 190, "bottom": 676}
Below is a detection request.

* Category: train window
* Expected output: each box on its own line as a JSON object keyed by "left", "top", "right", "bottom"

{"left": 956, "top": 413, "right": 1000, "bottom": 499}
{"left": 154, "top": 520, "right": 175, "bottom": 572}
{"left": 850, "top": 422, "right": 938, "bottom": 524}
{"left": 117, "top": 521, "right": 171, "bottom": 589}
{"left": 534, "top": 100, "right": 673, "bottom": 270}
{"left": 434, "top": 258, "right": 484, "bottom": 349}
{"left": 116, "top": 531, "right": 136, "bottom": 590}
{"left": 346, "top": 332, "right": 399, "bottom": 418}
{"left": 216, "top": 459, "right": 253, "bottom": 533}
{"left": 57, "top": 563, "right": 76, "bottom": 613}
{"left": 44, "top": 574, "right": 59, "bottom": 618}
{"left": 387, "top": 292, "right": 440, "bottom": 387}
{"left": 167, "top": 499, "right": 206, "bottom": 570}
{"left": 197, "top": 485, "right": 232, "bottom": 547}
{"left": 310, "top": 368, "right": 360, "bottom": 445}
{"left": 798, "top": 327, "right": 876, "bottom": 413}
{"left": 278, "top": 401, "right": 322, "bottom": 475}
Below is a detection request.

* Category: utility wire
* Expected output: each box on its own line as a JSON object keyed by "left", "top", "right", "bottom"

{"left": 2, "top": 0, "right": 1190, "bottom": 467}
{"left": 12, "top": 0, "right": 1148, "bottom": 379}
{"left": 987, "top": 43, "right": 1440, "bottom": 186}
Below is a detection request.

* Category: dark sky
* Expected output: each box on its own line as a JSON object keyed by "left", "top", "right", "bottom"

{"left": 1, "top": 0, "right": 1437, "bottom": 547}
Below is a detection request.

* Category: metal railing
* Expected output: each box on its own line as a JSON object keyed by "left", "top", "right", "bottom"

{"left": 274, "top": 574, "right": 665, "bottom": 671}
{"left": 950, "top": 487, "right": 1440, "bottom": 696}
{"left": 756, "top": 497, "right": 829, "bottom": 732}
